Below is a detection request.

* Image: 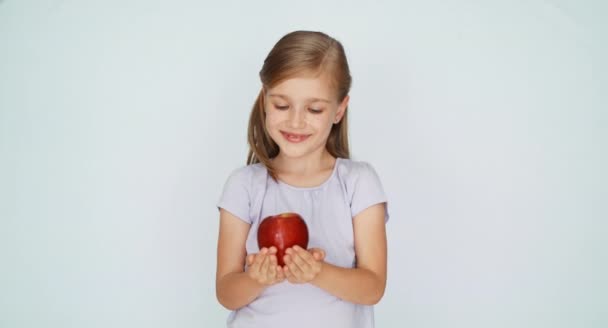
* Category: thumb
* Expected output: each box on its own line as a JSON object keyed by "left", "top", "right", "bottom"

{"left": 246, "top": 254, "right": 254, "bottom": 266}
{"left": 310, "top": 248, "right": 326, "bottom": 261}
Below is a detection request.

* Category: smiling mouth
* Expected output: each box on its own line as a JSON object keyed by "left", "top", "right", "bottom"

{"left": 280, "top": 131, "right": 311, "bottom": 143}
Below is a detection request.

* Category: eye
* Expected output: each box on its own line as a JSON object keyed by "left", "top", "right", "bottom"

{"left": 309, "top": 108, "right": 323, "bottom": 114}
{"left": 274, "top": 104, "right": 289, "bottom": 110}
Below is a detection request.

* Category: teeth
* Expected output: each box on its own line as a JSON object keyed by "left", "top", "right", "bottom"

{"left": 285, "top": 133, "right": 306, "bottom": 141}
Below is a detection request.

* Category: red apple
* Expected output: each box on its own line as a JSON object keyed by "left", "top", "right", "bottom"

{"left": 257, "top": 212, "right": 309, "bottom": 266}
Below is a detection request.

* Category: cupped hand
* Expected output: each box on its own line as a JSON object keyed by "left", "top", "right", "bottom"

{"left": 246, "top": 247, "right": 285, "bottom": 286}
{"left": 283, "top": 245, "right": 325, "bottom": 284}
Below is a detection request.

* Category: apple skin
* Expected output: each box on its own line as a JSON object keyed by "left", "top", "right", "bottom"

{"left": 257, "top": 212, "right": 309, "bottom": 266}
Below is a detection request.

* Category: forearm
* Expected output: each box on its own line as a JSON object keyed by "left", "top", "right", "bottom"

{"left": 216, "top": 271, "right": 265, "bottom": 310}
{"left": 311, "top": 262, "right": 386, "bottom": 305}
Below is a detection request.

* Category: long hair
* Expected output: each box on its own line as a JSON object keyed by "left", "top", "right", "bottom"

{"left": 246, "top": 31, "right": 352, "bottom": 180}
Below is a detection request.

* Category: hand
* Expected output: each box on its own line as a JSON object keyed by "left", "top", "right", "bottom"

{"left": 283, "top": 245, "right": 325, "bottom": 284}
{"left": 246, "top": 247, "right": 285, "bottom": 286}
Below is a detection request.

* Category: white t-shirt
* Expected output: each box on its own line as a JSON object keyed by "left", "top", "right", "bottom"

{"left": 217, "top": 157, "right": 389, "bottom": 328}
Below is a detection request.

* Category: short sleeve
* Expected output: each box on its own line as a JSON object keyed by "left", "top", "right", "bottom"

{"left": 350, "top": 162, "right": 390, "bottom": 223}
{"left": 216, "top": 167, "right": 252, "bottom": 224}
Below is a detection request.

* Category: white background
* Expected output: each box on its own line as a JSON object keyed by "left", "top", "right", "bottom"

{"left": 1, "top": 0, "right": 606, "bottom": 327}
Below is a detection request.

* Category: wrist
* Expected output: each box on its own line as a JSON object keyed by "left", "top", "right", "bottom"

{"left": 311, "top": 261, "right": 328, "bottom": 285}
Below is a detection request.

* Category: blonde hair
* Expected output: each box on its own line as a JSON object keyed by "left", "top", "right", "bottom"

{"left": 246, "top": 31, "right": 352, "bottom": 180}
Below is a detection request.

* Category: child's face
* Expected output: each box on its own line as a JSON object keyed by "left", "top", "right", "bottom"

{"left": 264, "top": 75, "right": 348, "bottom": 160}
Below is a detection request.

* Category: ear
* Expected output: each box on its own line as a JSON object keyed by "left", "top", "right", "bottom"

{"left": 334, "top": 95, "right": 349, "bottom": 124}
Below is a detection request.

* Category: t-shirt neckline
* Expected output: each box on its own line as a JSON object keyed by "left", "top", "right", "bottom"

{"left": 275, "top": 157, "right": 341, "bottom": 191}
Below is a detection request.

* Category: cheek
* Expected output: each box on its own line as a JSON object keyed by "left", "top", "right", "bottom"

{"left": 310, "top": 115, "right": 333, "bottom": 128}
{"left": 264, "top": 113, "right": 283, "bottom": 132}
{"left": 264, "top": 111, "right": 277, "bottom": 124}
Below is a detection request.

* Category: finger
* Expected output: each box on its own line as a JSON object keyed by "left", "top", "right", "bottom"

{"left": 282, "top": 262, "right": 295, "bottom": 282}
{"left": 260, "top": 253, "right": 270, "bottom": 276}
{"left": 276, "top": 266, "right": 285, "bottom": 280}
{"left": 246, "top": 254, "right": 255, "bottom": 266}
{"left": 251, "top": 250, "right": 266, "bottom": 273}
{"left": 252, "top": 253, "right": 264, "bottom": 268}
{"left": 312, "top": 251, "right": 322, "bottom": 261}
{"left": 268, "top": 255, "right": 277, "bottom": 278}
{"left": 282, "top": 263, "right": 291, "bottom": 278}
{"left": 289, "top": 247, "right": 313, "bottom": 272}
{"left": 292, "top": 252, "right": 312, "bottom": 274}
{"left": 268, "top": 246, "right": 277, "bottom": 254}
{"left": 310, "top": 248, "right": 326, "bottom": 261}
{"left": 284, "top": 248, "right": 300, "bottom": 266}
{"left": 285, "top": 254, "right": 303, "bottom": 279}
{"left": 293, "top": 245, "right": 316, "bottom": 265}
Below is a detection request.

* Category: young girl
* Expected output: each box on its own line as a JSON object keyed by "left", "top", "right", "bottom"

{"left": 216, "top": 30, "right": 389, "bottom": 328}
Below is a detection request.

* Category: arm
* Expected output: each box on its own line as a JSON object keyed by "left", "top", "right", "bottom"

{"left": 313, "top": 203, "right": 387, "bottom": 305}
{"left": 215, "top": 209, "right": 284, "bottom": 310}
{"left": 283, "top": 203, "right": 387, "bottom": 305}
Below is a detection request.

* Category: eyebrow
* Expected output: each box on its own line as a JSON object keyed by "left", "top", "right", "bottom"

{"left": 268, "top": 93, "right": 332, "bottom": 103}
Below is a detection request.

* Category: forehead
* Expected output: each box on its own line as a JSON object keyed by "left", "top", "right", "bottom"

{"left": 267, "top": 75, "right": 336, "bottom": 102}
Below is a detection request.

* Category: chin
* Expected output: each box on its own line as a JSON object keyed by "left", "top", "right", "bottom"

{"left": 277, "top": 147, "right": 312, "bottom": 159}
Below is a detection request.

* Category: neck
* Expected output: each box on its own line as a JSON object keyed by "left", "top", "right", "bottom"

{"left": 273, "top": 149, "right": 335, "bottom": 175}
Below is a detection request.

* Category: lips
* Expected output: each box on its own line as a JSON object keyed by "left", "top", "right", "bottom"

{"left": 280, "top": 131, "right": 311, "bottom": 143}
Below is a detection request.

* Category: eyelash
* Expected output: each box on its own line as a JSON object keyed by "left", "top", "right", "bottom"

{"left": 274, "top": 105, "right": 323, "bottom": 114}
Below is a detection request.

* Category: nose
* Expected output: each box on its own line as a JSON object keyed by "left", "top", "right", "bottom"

{"left": 287, "top": 108, "right": 306, "bottom": 129}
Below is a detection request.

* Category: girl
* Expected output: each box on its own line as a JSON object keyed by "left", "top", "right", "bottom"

{"left": 216, "top": 30, "right": 389, "bottom": 328}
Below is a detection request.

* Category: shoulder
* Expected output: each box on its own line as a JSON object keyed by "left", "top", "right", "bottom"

{"left": 226, "top": 162, "right": 266, "bottom": 180}
{"left": 223, "top": 162, "right": 268, "bottom": 189}
{"left": 336, "top": 158, "right": 389, "bottom": 220}
{"left": 335, "top": 157, "right": 386, "bottom": 198}
{"left": 335, "top": 158, "right": 381, "bottom": 182}
{"left": 217, "top": 162, "right": 268, "bottom": 223}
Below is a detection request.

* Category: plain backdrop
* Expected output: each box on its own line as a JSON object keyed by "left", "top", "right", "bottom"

{"left": 1, "top": 0, "right": 606, "bottom": 327}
